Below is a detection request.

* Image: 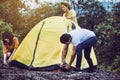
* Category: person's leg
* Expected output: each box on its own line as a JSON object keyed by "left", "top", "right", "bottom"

{"left": 3, "top": 52, "right": 11, "bottom": 65}
{"left": 76, "top": 44, "right": 83, "bottom": 69}
{"left": 84, "top": 46, "right": 94, "bottom": 69}
{"left": 81, "top": 37, "right": 97, "bottom": 72}
{"left": 76, "top": 37, "right": 97, "bottom": 69}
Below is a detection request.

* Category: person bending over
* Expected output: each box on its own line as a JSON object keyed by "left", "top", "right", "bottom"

{"left": 2, "top": 31, "right": 19, "bottom": 65}
{"left": 60, "top": 28, "right": 97, "bottom": 72}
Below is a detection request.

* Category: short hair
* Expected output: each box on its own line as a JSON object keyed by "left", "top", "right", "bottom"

{"left": 2, "top": 31, "right": 14, "bottom": 45}
{"left": 61, "top": 2, "right": 71, "bottom": 10}
{"left": 60, "top": 33, "right": 71, "bottom": 44}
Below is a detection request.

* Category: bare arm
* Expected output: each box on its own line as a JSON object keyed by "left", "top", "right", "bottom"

{"left": 8, "top": 49, "right": 17, "bottom": 63}
{"left": 3, "top": 54, "right": 7, "bottom": 65}
{"left": 3, "top": 44, "right": 8, "bottom": 65}
{"left": 61, "top": 44, "right": 69, "bottom": 65}
{"left": 8, "top": 37, "right": 19, "bottom": 63}
{"left": 65, "top": 46, "right": 77, "bottom": 69}
{"left": 68, "top": 46, "right": 77, "bottom": 65}
{"left": 67, "top": 10, "right": 76, "bottom": 19}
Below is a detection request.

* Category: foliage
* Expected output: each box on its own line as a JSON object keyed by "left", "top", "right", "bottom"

{"left": 0, "top": 0, "right": 62, "bottom": 56}
{"left": 110, "top": 2, "right": 120, "bottom": 74}
{"left": 0, "top": 0, "right": 27, "bottom": 41}
{"left": 73, "top": 0, "right": 120, "bottom": 74}
{"left": 0, "top": 0, "right": 119, "bottom": 74}
{"left": 112, "top": 2, "right": 120, "bottom": 31}
{"left": 77, "top": 1, "right": 107, "bottom": 30}
{"left": 95, "top": 23, "right": 117, "bottom": 65}
{"left": 88, "top": 2, "right": 120, "bottom": 74}
{"left": 0, "top": 19, "right": 13, "bottom": 34}
{"left": 0, "top": 19, "right": 13, "bottom": 57}
{"left": 95, "top": 23, "right": 120, "bottom": 74}
{"left": 0, "top": 0, "right": 62, "bottom": 41}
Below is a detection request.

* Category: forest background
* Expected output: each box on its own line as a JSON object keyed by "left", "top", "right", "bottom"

{"left": 0, "top": 0, "right": 120, "bottom": 74}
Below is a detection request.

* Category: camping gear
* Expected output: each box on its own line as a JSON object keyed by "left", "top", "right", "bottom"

{"left": 10, "top": 16, "right": 97, "bottom": 71}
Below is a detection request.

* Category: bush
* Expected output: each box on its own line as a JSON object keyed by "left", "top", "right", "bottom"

{"left": 0, "top": 18, "right": 13, "bottom": 57}
{"left": 0, "top": 18, "right": 13, "bottom": 38}
{"left": 94, "top": 22, "right": 120, "bottom": 74}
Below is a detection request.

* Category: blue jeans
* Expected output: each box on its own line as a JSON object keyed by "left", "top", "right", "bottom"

{"left": 76, "top": 37, "right": 97, "bottom": 69}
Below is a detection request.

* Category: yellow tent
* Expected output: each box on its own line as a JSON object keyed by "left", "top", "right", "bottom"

{"left": 10, "top": 16, "right": 97, "bottom": 71}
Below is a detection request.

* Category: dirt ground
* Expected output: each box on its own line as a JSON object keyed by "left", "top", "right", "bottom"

{"left": 0, "top": 58, "right": 120, "bottom": 80}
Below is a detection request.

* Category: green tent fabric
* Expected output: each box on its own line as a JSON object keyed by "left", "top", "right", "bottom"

{"left": 10, "top": 16, "right": 97, "bottom": 71}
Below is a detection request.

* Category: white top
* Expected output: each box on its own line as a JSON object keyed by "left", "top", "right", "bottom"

{"left": 68, "top": 28, "right": 96, "bottom": 46}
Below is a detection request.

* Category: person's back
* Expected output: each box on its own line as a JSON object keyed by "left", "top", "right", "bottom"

{"left": 60, "top": 28, "right": 97, "bottom": 72}
{"left": 68, "top": 28, "right": 96, "bottom": 46}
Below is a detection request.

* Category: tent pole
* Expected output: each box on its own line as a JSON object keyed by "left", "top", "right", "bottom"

{"left": 28, "top": 21, "right": 45, "bottom": 70}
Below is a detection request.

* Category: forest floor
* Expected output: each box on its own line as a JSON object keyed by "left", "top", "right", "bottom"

{"left": 0, "top": 58, "right": 120, "bottom": 80}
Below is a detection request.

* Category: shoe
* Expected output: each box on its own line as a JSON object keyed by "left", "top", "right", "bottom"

{"left": 88, "top": 68, "right": 96, "bottom": 73}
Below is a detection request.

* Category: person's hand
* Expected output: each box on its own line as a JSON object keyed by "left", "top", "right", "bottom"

{"left": 60, "top": 61, "right": 66, "bottom": 67}
{"left": 7, "top": 58, "right": 12, "bottom": 63}
{"left": 65, "top": 64, "right": 71, "bottom": 70}
{"left": 3, "top": 61, "right": 8, "bottom": 65}
{"left": 60, "top": 62, "right": 64, "bottom": 67}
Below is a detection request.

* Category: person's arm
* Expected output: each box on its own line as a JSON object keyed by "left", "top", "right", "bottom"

{"left": 3, "top": 44, "right": 8, "bottom": 65}
{"left": 3, "top": 53, "right": 7, "bottom": 65}
{"left": 63, "top": 13, "right": 66, "bottom": 17}
{"left": 67, "top": 10, "right": 76, "bottom": 19}
{"left": 8, "top": 37, "right": 19, "bottom": 63}
{"left": 60, "top": 44, "right": 69, "bottom": 66}
{"left": 7, "top": 49, "right": 16, "bottom": 63}
{"left": 65, "top": 46, "right": 77, "bottom": 69}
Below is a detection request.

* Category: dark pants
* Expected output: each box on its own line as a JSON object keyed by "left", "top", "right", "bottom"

{"left": 76, "top": 37, "right": 97, "bottom": 69}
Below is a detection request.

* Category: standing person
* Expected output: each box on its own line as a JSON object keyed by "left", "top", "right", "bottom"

{"left": 2, "top": 31, "right": 19, "bottom": 65}
{"left": 60, "top": 28, "right": 97, "bottom": 72}
{"left": 61, "top": 2, "right": 78, "bottom": 24}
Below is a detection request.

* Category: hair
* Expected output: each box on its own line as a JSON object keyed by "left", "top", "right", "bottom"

{"left": 2, "top": 31, "right": 14, "bottom": 45}
{"left": 61, "top": 2, "right": 71, "bottom": 10}
{"left": 60, "top": 33, "right": 71, "bottom": 44}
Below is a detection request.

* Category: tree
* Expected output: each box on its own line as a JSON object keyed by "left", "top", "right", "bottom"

{"left": 112, "top": 2, "right": 120, "bottom": 31}
{"left": 0, "top": 0, "right": 62, "bottom": 41}
{"left": 0, "top": 18, "right": 13, "bottom": 35}
{"left": 0, "top": 0, "right": 27, "bottom": 41}
{"left": 77, "top": 1, "right": 107, "bottom": 30}
{"left": 110, "top": 2, "right": 120, "bottom": 74}
{"left": 93, "top": 2, "right": 120, "bottom": 74}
